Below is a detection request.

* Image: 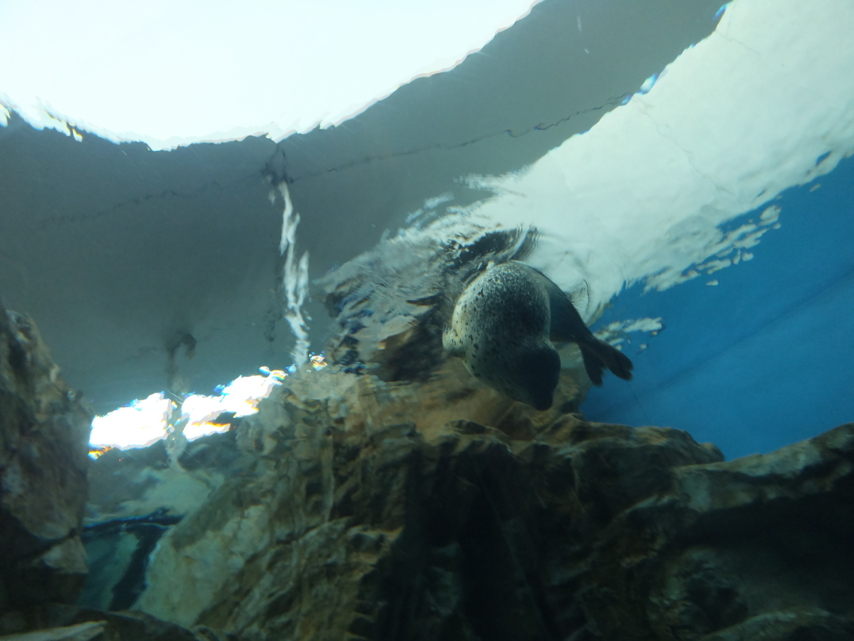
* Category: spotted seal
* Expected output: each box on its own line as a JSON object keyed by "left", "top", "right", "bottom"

{"left": 443, "top": 261, "right": 633, "bottom": 410}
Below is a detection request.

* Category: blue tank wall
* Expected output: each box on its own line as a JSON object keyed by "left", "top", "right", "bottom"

{"left": 583, "top": 154, "right": 854, "bottom": 460}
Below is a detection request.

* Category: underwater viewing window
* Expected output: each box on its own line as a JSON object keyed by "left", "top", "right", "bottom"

{"left": 4, "top": 3, "right": 854, "bottom": 640}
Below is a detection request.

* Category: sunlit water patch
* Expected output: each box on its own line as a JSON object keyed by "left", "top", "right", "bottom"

{"left": 89, "top": 357, "right": 327, "bottom": 454}
{"left": 430, "top": 0, "right": 854, "bottom": 316}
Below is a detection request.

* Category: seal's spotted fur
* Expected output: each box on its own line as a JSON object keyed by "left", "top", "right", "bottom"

{"left": 444, "top": 261, "right": 633, "bottom": 410}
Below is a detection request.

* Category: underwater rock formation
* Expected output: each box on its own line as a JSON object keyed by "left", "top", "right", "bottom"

{"left": 81, "top": 431, "right": 252, "bottom": 612}
{"left": 0, "top": 302, "right": 93, "bottom": 613}
{"left": 0, "top": 303, "right": 214, "bottom": 640}
{"left": 0, "top": 607, "right": 208, "bottom": 640}
{"left": 3, "top": 296, "right": 853, "bottom": 640}
{"left": 119, "top": 361, "right": 853, "bottom": 641}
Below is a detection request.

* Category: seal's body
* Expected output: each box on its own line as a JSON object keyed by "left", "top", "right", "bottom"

{"left": 443, "top": 261, "right": 633, "bottom": 410}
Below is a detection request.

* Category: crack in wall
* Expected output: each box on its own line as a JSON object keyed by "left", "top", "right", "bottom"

{"left": 716, "top": 33, "right": 763, "bottom": 59}
{"left": 33, "top": 90, "right": 658, "bottom": 231}
{"left": 286, "top": 92, "right": 634, "bottom": 183}
{"left": 38, "top": 171, "right": 261, "bottom": 229}
{"left": 639, "top": 109, "right": 735, "bottom": 198}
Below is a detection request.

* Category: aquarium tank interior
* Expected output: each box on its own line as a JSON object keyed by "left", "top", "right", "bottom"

{"left": 1, "top": 1, "right": 853, "bottom": 640}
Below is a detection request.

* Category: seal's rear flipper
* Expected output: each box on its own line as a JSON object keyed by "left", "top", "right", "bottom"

{"left": 578, "top": 339, "right": 634, "bottom": 386}
{"left": 537, "top": 271, "right": 634, "bottom": 386}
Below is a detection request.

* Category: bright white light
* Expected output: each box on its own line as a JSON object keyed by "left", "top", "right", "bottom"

{"left": 89, "top": 392, "right": 172, "bottom": 450}
{"left": 0, "top": 0, "right": 539, "bottom": 150}
{"left": 180, "top": 374, "right": 283, "bottom": 441}
{"left": 89, "top": 370, "right": 286, "bottom": 451}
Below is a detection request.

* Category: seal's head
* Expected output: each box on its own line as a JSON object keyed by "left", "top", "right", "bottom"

{"left": 499, "top": 342, "right": 561, "bottom": 410}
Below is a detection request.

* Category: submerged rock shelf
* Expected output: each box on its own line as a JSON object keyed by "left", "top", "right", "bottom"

{"left": 2, "top": 303, "right": 853, "bottom": 640}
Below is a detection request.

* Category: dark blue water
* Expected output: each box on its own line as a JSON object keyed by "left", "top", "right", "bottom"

{"left": 583, "top": 153, "right": 854, "bottom": 460}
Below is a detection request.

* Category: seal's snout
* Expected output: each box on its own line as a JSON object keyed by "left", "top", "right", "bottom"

{"left": 513, "top": 345, "right": 560, "bottom": 411}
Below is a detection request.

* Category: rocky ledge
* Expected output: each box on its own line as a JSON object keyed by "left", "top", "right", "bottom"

{"left": 124, "top": 363, "right": 853, "bottom": 641}
{"left": 2, "top": 300, "right": 853, "bottom": 641}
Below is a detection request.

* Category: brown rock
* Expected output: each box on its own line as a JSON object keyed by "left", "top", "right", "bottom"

{"left": 80, "top": 430, "right": 253, "bottom": 613}
{"left": 0, "top": 305, "right": 248, "bottom": 640}
{"left": 0, "top": 303, "right": 93, "bottom": 610}
{"left": 0, "top": 607, "right": 208, "bottom": 641}
{"left": 0, "top": 620, "right": 106, "bottom": 641}
{"left": 126, "top": 361, "right": 854, "bottom": 641}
